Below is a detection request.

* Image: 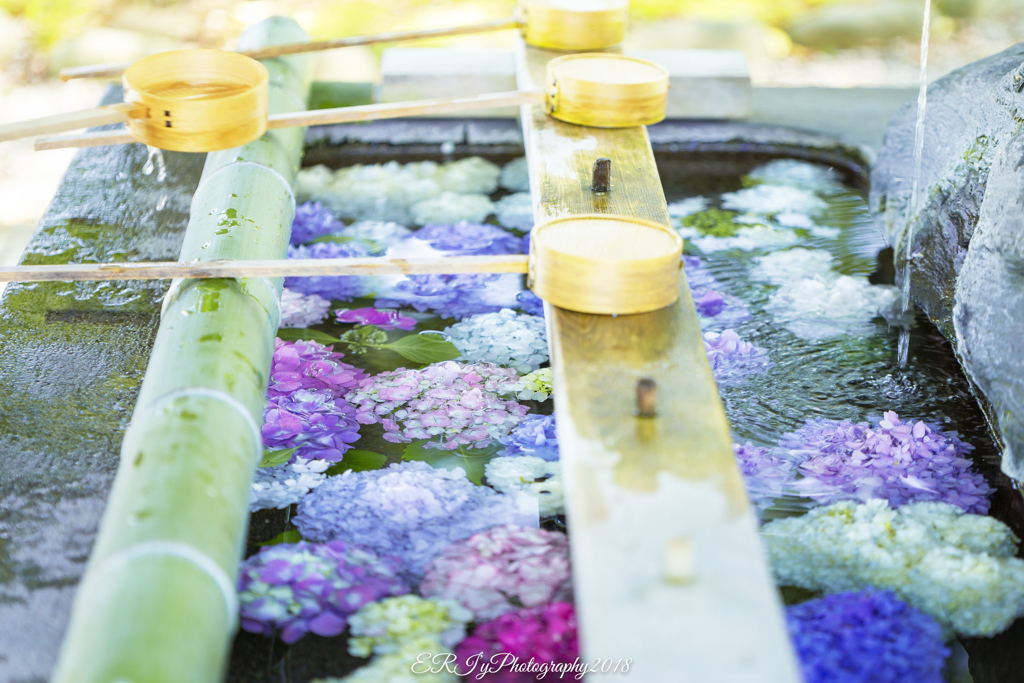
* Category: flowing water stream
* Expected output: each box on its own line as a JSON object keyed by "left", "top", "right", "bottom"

{"left": 898, "top": 0, "right": 934, "bottom": 368}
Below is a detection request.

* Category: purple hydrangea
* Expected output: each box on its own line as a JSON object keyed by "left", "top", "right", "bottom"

{"left": 285, "top": 240, "right": 374, "bottom": 301}
{"left": 345, "top": 361, "right": 529, "bottom": 451}
{"left": 267, "top": 338, "right": 367, "bottom": 400}
{"left": 455, "top": 602, "right": 579, "bottom": 681}
{"left": 376, "top": 273, "right": 517, "bottom": 321}
{"left": 516, "top": 289, "right": 544, "bottom": 316}
{"left": 336, "top": 307, "right": 417, "bottom": 331}
{"left": 733, "top": 442, "right": 795, "bottom": 510}
{"left": 781, "top": 411, "right": 991, "bottom": 513}
{"left": 683, "top": 256, "right": 750, "bottom": 328}
{"left": 262, "top": 388, "right": 362, "bottom": 462}
{"left": 413, "top": 222, "right": 522, "bottom": 256}
{"left": 703, "top": 329, "right": 771, "bottom": 384}
{"left": 280, "top": 288, "right": 332, "bottom": 329}
{"left": 787, "top": 590, "right": 949, "bottom": 683}
{"left": 290, "top": 201, "right": 345, "bottom": 245}
{"left": 294, "top": 461, "right": 536, "bottom": 578}
{"left": 500, "top": 414, "right": 558, "bottom": 461}
{"left": 237, "top": 540, "right": 409, "bottom": 644}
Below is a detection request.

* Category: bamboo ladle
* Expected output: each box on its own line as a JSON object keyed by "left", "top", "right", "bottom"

{"left": 57, "top": 0, "right": 630, "bottom": 81}
{"left": 1, "top": 51, "right": 669, "bottom": 152}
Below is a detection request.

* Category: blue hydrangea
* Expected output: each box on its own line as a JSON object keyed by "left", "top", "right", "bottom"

{"left": 516, "top": 290, "right": 544, "bottom": 316}
{"left": 787, "top": 590, "right": 949, "bottom": 683}
{"left": 500, "top": 414, "right": 558, "bottom": 461}
{"left": 291, "top": 201, "right": 345, "bottom": 245}
{"left": 294, "top": 462, "right": 536, "bottom": 578}
{"left": 413, "top": 222, "right": 521, "bottom": 256}
{"left": 285, "top": 240, "right": 374, "bottom": 301}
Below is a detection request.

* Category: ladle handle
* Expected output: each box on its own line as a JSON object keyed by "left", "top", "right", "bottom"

{"left": 0, "top": 102, "right": 141, "bottom": 143}
{"left": 33, "top": 90, "right": 546, "bottom": 151}
{"left": 266, "top": 89, "right": 544, "bottom": 129}
{"left": 59, "top": 16, "right": 522, "bottom": 81}
{"left": 0, "top": 255, "right": 530, "bottom": 283}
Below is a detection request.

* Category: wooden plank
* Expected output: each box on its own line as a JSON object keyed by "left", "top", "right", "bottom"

{"left": 516, "top": 38, "right": 800, "bottom": 682}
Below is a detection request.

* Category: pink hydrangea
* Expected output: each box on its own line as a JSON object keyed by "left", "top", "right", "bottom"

{"left": 420, "top": 525, "right": 572, "bottom": 621}
{"left": 456, "top": 602, "right": 579, "bottom": 681}
{"left": 345, "top": 361, "right": 528, "bottom": 450}
{"left": 268, "top": 338, "right": 367, "bottom": 400}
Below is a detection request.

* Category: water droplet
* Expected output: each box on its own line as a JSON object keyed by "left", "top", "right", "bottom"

{"left": 142, "top": 145, "right": 167, "bottom": 182}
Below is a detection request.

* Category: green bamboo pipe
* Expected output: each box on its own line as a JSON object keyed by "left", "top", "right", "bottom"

{"left": 50, "top": 17, "right": 313, "bottom": 683}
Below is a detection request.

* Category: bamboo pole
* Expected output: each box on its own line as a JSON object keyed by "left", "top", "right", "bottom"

{"left": 0, "top": 255, "right": 530, "bottom": 282}
{"left": 49, "top": 17, "right": 314, "bottom": 683}
{"left": 33, "top": 89, "right": 545, "bottom": 151}
{"left": 59, "top": 16, "right": 522, "bottom": 81}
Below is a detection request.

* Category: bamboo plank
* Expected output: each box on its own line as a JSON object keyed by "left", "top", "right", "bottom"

{"left": 516, "top": 38, "right": 801, "bottom": 682}
{"left": 0, "top": 255, "right": 528, "bottom": 282}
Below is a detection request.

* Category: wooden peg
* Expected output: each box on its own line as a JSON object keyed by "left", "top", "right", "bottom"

{"left": 636, "top": 378, "right": 658, "bottom": 417}
{"left": 592, "top": 157, "right": 611, "bottom": 192}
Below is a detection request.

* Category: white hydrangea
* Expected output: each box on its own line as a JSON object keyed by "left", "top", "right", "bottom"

{"left": 442, "top": 309, "right": 548, "bottom": 374}
{"left": 410, "top": 191, "right": 494, "bottom": 226}
{"left": 279, "top": 288, "right": 332, "bottom": 329}
{"left": 494, "top": 192, "right": 533, "bottom": 230}
{"left": 751, "top": 248, "right": 835, "bottom": 285}
{"left": 667, "top": 196, "right": 709, "bottom": 218}
{"left": 499, "top": 156, "right": 530, "bottom": 192}
{"left": 438, "top": 157, "right": 500, "bottom": 194}
{"left": 721, "top": 184, "right": 827, "bottom": 216}
{"left": 250, "top": 458, "right": 331, "bottom": 512}
{"left": 765, "top": 274, "right": 901, "bottom": 341}
{"left": 342, "top": 220, "right": 413, "bottom": 249}
{"left": 762, "top": 499, "right": 1024, "bottom": 636}
{"left": 679, "top": 224, "right": 801, "bottom": 253}
{"left": 746, "top": 159, "right": 843, "bottom": 192}
{"left": 485, "top": 456, "right": 564, "bottom": 517}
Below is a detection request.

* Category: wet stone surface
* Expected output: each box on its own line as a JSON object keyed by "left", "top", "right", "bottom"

{"left": 0, "top": 89, "right": 206, "bottom": 680}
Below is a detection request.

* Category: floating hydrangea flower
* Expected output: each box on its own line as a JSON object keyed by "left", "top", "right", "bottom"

{"left": 762, "top": 499, "right": 1024, "bottom": 636}
{"left": 291, "top": 201, "right": 345, "bottom": 245}
{"left": 751, "top": 248, "right": 834, "bottom": 285}
{"left": 516, "top": 290, "right": 544, "bottom": 316}
{"left": 779, "top": 411, "right": 990, "bottom": 513}
{"left": 285, "top": 240, "right": 374, "bottom": 301}
{"left": 681, "top": 223, "right": 802, "bottom": 253}
{"left": 455, "top": 602, "right": 579, "bottom": 680}
{"left": 764, "top": 274, "right": 903, "bottom": 341}
{"left": 336, "top": 307, "right": 417, "bottom": 331}
{"left": 442, "top": 309, "right": 548, "bottom": 374}
{"left": 500, "top": 157, "right": 530, "bottom": 192}
{"left": 263, "top": 389, "right": 362, "bottom": 463}
{"left": 667, "top": 196, "right": 709, "bottom": 218}
{"left": 746, "top": 159, "right": 842, "bottom": 192}
{"left": 495, "top": 192, "right": 534, "bottom": 230}
{"left": 409, "top": 222, "right": 522, "bottom": 257}
{"left": 267, "top": 338, "right": 367, "bottom": 400}
{"left": 348, "top": 595, "right": 473, "bottom": 656}
{"left": 411, "top": 192, "right": 494, "bottom": 226}
{"left": 703, "top": 329, "right": 770, "bottom": 384}
{"left": 421, "top": 525, "right": 572, "bottom": 621}
{"left": 721, "top": 184, "right": 827, "bottom": 216}
{"left": 345, "top": 361, "right": 528, "bottom": 451}
{"left": 786, "top": 589, "right": 948, "bottom": 683}
{"left": 733, "top": 442, "right": 795, "bottom": 511}
{"left": 514, "top": 368, "right": 553, "bottom": 402}
{"left": 280, "top": 288, "right": 332, "bottom": 329}
{"left": 237, "top": 540, "right": 409, "bottom": 644}
{"left": 297, "top": 158, "right": 499, "bottom": 224}
{"left": 250, "top": 457, "right": 331, "bottom": 511}
{"left": 682, "top": 256, "right": 750, "bottom": 329}
{"left": 294, "top": 462, "right": 537, "bottom": 577}
{"left": 500, "top": 414, "right": 558, "bottom": 461}
{"left": 486, "top": 456, "right": 564, "bottom": 517}
{"left": 341, "top": 220, "right": 412, "bottom": 250}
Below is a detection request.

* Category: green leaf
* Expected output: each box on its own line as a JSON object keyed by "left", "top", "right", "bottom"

{"left": 402, "top": 440, "right": 500, "bottom": 485}
{"left": 382, "top": 334, "right": 461, "bottom": 365}
{"left": 258, "top": 447, "right": 297, "bottom": 468}
{"left": 276, "top": 328, "right": 341, "bottom": 345}
{"left": 325, "top": 450, "right": 388, "bottom": 476}
{"left": 257, "top": 529, "right": 303, "bottom": 546}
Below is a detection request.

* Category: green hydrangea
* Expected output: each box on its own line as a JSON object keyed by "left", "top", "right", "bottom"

{"left": 516, "top": 367, "right": 553, "bottom": 401}
{"left": 347, "top": 595, "right": 473, "bottom": 657}
{"left": 680, "top": 209, "right": 742, "bottom": 237}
